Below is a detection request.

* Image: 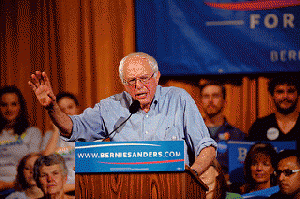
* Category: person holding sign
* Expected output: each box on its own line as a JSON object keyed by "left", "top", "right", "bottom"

{"left": 28, "top": 52, "right": 217, "bottom": 176}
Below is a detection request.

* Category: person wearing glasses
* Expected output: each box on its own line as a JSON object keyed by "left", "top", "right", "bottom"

{"left": 269, "top": 149, "right": 300, "bottom": 199}
{"left": 28, "top": 52, "right": 217, "bottom": 176}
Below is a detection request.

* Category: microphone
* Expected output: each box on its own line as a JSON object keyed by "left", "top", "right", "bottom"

{"left": 102, "top": 100, "right": 140, "bottom": 142}
{"left": 129, "top": 100, "right": 140, "bottom": 114}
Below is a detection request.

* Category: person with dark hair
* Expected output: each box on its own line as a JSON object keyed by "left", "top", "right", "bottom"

{"left": 247, "top": 75, "right": 300, "bottom": 148}
{"left": 239, "top": 142, "right": 278, "bottom": 194}
{"left": 0, "top": 86, "right": 42, "bottom": 193}
{"left": 33, "top": 154, "right": 74, "bottom": 199}
{"left": 41, "top": 92, "right": 79, "bottom": 192}
{"left": 199, "top": 158, "right": 243, "bottom": 199}
{"left": 6, "top": 153, "right": 43, "bottom": 199}
{"left": 55, "top": 92, "right": 79, "bottom": 112}
{"left": 29, "top": 52, "right": 217, "bottom": 177}
{"left": 200, "top": 82, "right": 245, "bottom": 177}
{"left": 269, "top": 150, "right": 300, "bottom": 199}
{"left": 200, "top": 158, "right": 229, "bottom": 199}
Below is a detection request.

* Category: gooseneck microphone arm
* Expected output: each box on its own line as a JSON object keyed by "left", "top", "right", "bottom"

{"left": 102, "top": 100, "right": 140, "bottom": 141}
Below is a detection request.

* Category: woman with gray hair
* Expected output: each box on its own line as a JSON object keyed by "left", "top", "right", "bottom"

{"left": 33, "top": 154, "right": 74, "bottom": 199}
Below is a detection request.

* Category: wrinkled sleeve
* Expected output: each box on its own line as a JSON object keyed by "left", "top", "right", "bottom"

{"left": 182, "top": 92, "right": 217, "bottom": 158}
{"left": 62, "top": 103, "right": 106, "bottom": 142}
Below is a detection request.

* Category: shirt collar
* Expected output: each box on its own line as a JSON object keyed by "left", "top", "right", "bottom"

{"left": 123, "top": 85, "right": 162, "bottom": 111}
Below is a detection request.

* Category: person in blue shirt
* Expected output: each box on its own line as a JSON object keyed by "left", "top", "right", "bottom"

{"left": 28, "top": 52, "right": 217, "bottom": 176}
{"left": 200, "top": 81, "right": 245, "bottom": 175}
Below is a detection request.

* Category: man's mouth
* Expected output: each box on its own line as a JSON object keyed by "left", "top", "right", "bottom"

{"left": 136, "top": 93, "right": 147, "bottom": 98}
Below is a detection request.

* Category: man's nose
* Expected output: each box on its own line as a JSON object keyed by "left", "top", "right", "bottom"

{"left": 282, "top": 91, "right": 289, "bottom": 98}
{"left": 256, "top": 164, "right": 263, "bottom": 170}
{"left": 47, "top": 175, "right": 54, "bottom": 182}
{"left": 278, "top": 172, "right": 286, "bottom": 181}
{"left": 135, "top": 79, "right": 144, "bottom": 89}
{"left": 7, "top": 105, "right": 14, "bottom": 111}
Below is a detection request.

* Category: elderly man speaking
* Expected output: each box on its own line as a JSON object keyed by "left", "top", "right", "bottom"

{"left": 28, "top": 52, "right": 217, "bottom": 176}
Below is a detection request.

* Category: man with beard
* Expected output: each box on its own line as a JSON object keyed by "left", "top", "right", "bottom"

{"left": 200, "top": 82, "right": 245, "bottom": 175}
{"left": 247, "top": 75, "right": 300, "bottom": 149}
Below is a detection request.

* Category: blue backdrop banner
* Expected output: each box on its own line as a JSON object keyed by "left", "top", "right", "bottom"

{"left": 135, "top": 0, "right": 300, "bottom": 75}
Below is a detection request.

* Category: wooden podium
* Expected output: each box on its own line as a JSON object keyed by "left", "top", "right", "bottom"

{"left": 75, "top": 165, "right": 208, "bottom": 199}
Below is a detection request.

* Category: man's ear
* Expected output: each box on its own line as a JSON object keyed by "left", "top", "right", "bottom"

{"left": 155, "top": 71, "right": 161, "bottom": 84}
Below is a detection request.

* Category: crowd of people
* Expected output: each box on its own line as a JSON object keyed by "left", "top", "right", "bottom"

{"left": 0, "top": 86, "right": 77, "bottom": 198}
{"left": 1, "top": 52, "right": 299, "bottom": 198}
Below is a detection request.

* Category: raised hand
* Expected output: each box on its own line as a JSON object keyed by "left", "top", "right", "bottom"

{"left": 28, "top": 71, "right": 56, "bottom": 108}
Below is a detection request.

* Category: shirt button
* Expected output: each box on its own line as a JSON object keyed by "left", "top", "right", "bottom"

{"left": 146, "top": 115, "right": 149, "bottom": 118}
{"left": 146, "top": 131, "right": 149, "bottom": 134}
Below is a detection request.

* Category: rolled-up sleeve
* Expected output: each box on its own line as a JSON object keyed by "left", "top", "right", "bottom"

{"left": 182, "top": 91, "right": 217, "bottom": 158}
{"left": 62, "top": 104, "right": 106, "bottom": 142}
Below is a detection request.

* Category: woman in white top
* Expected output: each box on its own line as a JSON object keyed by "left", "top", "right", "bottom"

{"left": 0, "top": 86, "right": 42, "bottom": 194}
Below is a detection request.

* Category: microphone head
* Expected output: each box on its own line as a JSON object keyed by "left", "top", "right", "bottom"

{"left": 129, "top": 100, "right": 140, "bottom": 114}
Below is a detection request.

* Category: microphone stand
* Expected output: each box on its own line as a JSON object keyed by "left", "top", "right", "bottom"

{"left": 102, "top": 113, "right": 134, "bottom": 142}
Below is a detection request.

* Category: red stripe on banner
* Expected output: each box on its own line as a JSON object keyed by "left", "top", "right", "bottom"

{"left": 204, "top": 0, "right": 300, "bottom": 11}
{"left": 99, "top": 159, "right": 185, "bottom": 165}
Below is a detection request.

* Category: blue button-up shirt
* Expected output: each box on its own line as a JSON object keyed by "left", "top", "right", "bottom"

{"left": 66, "top": 85, "right": 217, "bottom": 165}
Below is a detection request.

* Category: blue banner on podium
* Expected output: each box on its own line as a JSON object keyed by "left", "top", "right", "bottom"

{"left": 75, "top": 141, "right": 185, "bottom": 173}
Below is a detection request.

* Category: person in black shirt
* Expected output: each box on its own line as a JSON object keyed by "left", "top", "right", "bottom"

{"left": 269, "top": 150, "right": 300, "bottom": 199}
{"left": 247, "top": 75, "right": 300, "bottom": 149}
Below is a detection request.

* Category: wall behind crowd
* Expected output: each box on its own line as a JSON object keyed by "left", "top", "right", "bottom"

{"left": 0, "top": 0, "right": 299, "bottom": 135}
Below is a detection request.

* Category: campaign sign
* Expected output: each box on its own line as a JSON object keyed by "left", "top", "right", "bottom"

{"left": 228, "top": 141, "right": 296, "bottom": 184}
{"left": 242, "top": 186, "right": 279, "bottom": 199}
{"left": 75, "top": 141, "right": 185, "bottom": 173}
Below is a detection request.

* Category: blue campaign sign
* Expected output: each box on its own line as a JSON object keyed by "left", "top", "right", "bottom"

{"left": 75, "top": 141, "right": 185, "bottom": 173}
{"left": 227, "top": 141, "right": 296, "bottom": 184}
{"left": 135, "top": 0, "right": 300, "bottom": 75}
{"left": 242, "top": 186, "right": 279, "bottom": 199}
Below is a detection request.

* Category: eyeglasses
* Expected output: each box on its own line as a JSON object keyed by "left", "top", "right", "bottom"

{"left": 124, "top": 72, "right": 155, "bottom": 86}
{"left": 274, "top": 169, "right": 300, "bottom": 177}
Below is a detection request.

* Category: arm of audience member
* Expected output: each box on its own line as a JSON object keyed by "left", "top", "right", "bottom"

{"left": 43, "top": 125, "right": 60, "bottom": 156}
{"left": 28, "top": 71, "right": 73, "bottom": 138}
{"left": 0, "top": 180, "right": 14, "bottom": 192}
{"left": 191, "top": 146, "right": 216, "bottom": 175}
{"left": 27, "top": 127, "right": 43, "bottom": 153}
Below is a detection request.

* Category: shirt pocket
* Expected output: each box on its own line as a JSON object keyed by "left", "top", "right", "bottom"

{"left": 164, "top": 126, "right": 182, "bottom": 141}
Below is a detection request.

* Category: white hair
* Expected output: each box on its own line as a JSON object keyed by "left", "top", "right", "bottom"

{"left": 119, "top": 52, "right": 159, "bottom": 84}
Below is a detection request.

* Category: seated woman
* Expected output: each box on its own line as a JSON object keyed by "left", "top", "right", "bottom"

{"left": 6, "top": 153, "right": 44, "bottom": 199}
{"left": 0, "top": 86, "right": 42, "bottom": 194}
{"left": 238, "top": 142, "right": 277, "bottom": 194}
{"left": 33, "top": 154, "right": 74, "bottom": 199}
